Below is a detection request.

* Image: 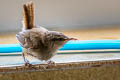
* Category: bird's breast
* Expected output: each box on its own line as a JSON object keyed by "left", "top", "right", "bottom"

{"left": 26, "top": 48, "right": 57, "bottom": 61}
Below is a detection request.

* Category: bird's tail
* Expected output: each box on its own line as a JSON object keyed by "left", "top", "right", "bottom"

{"left": 23, "top": 1, "right": 34, "bottom": 30}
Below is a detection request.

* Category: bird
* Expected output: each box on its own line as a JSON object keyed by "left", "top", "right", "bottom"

{"left": 16, "top": 1, "right": 77, "bottom": 66}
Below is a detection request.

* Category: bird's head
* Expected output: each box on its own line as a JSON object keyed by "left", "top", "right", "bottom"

{"left": 46, "top": 31, "right": 77, "bottom": 47}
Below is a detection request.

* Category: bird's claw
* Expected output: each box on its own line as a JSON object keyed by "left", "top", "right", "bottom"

{"left": 24, "top": 61, "right": 32, "bottom": 67}
{"left": 47, "top": 61, "right": 55, "bottom": 65}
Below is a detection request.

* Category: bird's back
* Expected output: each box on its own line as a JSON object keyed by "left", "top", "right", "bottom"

{"left": 17, "top": 27, "right": 48, "bottom": 49}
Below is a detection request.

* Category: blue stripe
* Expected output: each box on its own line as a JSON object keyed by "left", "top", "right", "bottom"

{"left": 0, "top": 40, "right": 120, "bottom": 53}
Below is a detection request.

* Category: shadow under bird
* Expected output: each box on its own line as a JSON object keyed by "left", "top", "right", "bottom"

{"left": 16, "top": 1, "right": 77, "bottom": 66}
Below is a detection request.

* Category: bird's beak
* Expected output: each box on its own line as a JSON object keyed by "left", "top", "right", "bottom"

{"left": 65, "top": 37, "right": 78, "bottom": 41}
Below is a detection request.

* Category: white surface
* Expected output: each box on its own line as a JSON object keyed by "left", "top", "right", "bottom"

{"left": 0, "top": 51, "right": 120, "bottom": 67}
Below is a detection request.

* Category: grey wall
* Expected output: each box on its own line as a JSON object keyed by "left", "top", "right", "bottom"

{"left": 0, "top": 0, "right": 120, "bottom": 32}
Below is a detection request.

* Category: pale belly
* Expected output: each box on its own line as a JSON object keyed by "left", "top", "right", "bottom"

{"left": 23, "top": 48, "right": 57, "bottom": 61}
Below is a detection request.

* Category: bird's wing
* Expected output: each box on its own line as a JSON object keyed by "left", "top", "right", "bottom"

{"left": 16, "top": 30, "right": 46, "bottom": 49}
{"left": 16, "top": 31, "right": 33, "bottom": 48}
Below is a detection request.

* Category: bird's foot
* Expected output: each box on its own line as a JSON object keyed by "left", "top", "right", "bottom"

{"left": 43, "top": 61, "right": 55, "bottom": 69}
{"left": 24, "top": 61, "right": 32, "bottom": 67}
{"left": 47, "top": 60, "right": 55, "bottom": 65}
{"left": 38, "top": 61, "right": 56, "bottom": 69}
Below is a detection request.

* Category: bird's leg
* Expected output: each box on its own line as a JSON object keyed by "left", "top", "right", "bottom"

{"left": 44, "top": 60, "right": 56, "bottom": 69}
{"left": 47, "top": 60, "right": 55, "bottom": 65}
{"left": 22, "top": 52, "right": 32, "bottom": 67}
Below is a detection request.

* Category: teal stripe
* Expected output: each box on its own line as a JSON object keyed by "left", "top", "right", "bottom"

{"left": 0, "top": 40, "right": 120, "bottom": 53}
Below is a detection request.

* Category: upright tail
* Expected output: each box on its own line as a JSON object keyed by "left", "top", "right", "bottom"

{"left": 23, "top": 1, "right": 34, "bottom": 30}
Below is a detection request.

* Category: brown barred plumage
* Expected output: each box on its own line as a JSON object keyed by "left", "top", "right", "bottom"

{"left": 23, "top": 1, "right": 34, "bottom": 30}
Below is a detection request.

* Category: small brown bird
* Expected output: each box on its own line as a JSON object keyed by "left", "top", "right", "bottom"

{"left": 16, "top": 1, "right": 77, "bottom": 66}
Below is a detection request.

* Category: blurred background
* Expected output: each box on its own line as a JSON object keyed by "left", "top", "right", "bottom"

{"left": 0, "top": 0, "right": 120, "bottom": 44}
